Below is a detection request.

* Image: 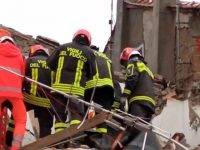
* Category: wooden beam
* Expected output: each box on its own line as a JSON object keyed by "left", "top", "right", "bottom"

{"left": 21, "top": 112, "right": 111, "bottom": 150}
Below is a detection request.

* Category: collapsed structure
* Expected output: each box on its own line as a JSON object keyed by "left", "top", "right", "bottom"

{"left": 105, "top": 1, "right": 200, "bottom": 147}
{"left": 1, "top": 0, "right": 200, "bottom": 146}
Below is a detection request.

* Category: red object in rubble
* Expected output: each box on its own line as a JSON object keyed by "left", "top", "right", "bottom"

{"left": 0, "top": 107, "right": 8, "bottom": 150}
{"left": 196, "top": 37, "right": 200, "bottom": 52}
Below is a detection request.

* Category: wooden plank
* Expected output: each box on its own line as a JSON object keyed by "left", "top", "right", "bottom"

{"left": 21, "top": 112, "right": 110, "bottom": 150}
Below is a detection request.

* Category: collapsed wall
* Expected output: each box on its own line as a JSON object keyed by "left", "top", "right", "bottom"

{"left": 0, "top": 24, "right": 60, "bottom": 56}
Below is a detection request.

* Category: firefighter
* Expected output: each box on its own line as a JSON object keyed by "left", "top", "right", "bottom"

{"left": 113, "top": 47, "right": 155, "bottom": 149}
{"left": 47, "top": 29, "right": 96, "bottom": 133}
{"left": 84, "top": 45, "right": 115, "bottom": 148}
{"left": 23, "top": 44, "right": 53, "bottom": 138}
{"left": 0, "top": 28, "right": 26, "bottom": 150}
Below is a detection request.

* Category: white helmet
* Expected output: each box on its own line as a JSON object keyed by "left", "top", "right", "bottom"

{"left": 0, "top": 28, "right": 15, "bottom": 44}
{"left": 0, "top": 36, "right": 14, "bottom": 44}
{"left": 130, "top": 50, "right": 142, "bottom": 57}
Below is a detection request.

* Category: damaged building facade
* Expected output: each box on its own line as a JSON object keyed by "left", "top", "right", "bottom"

{"left": 110, "top": 0, "right": 200, "bottom": 82}
{"left": 1, "top": 1, "right": 200, "bottom": 147}
{"left": 107, "top": 0, "right": 200, "bottom": 148}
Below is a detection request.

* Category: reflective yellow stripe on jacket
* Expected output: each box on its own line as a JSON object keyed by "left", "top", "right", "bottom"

{"left": 54, "top": 58, "right": 85, "bottom": 96}
{"left": 24, "top": 93, "right": 51, "bottom": 108}
{"left": 52, "top": 84, "right": 85, "bottom": 96}
{"left": 85, "top": 53, "right": 113, "bottom": 89}
{"left": 86, "top": 78, "right": 113, "bottom": 89}
{"left": 129, "top": 96, "right": 155, "bottom": 106}
{"left": 96, "top": 127, "right": 107, "bottom": 134}
{"left": 123, "top": 89, "right": 131, "bottom": 95}
{"left": 70, "top": 119, "right": 81, "bottom": 126}
{"left": 55, "top": 56, "right": 64, "bottom": 84}
{"left": 54, "top": 122, "right": 69, "bottom": 133}
{"left": 30, "top": 68, "right": 38, "bottom": 95}
{"left": 128, "top": 62, "right": 154, "bottom": 79}
{"left": 74, "top": 60, "right": 84, "bottom": 87}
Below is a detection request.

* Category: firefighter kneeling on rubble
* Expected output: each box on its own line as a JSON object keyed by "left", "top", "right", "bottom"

{"left": 47, "top": 29, "right": 96, "bottom": 134}
{"left": 0, "top": 28, "right": 26, "bottom": 150}
{"left": 113, "top": 47, "right": 155, "bottom": 149}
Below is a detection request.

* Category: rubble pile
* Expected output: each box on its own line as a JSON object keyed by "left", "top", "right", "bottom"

{"left": 188, "top": 81, "right": 200, "bottom": 131}
{"left": 153, "top": 74, "right": 178, "bottom": 116}
{"left": 153, "top": 74, "right": 168, "bottom": 116}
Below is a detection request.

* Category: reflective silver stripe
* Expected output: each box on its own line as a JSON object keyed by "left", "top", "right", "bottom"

{"left": 0, "top": 66, "right": 21, "bottom": 74}
{"left": 0, "top": 86, "right": 21, "bottom": 93}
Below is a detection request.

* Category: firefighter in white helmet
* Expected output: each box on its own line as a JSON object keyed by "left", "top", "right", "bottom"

{"left": 0, "top": 28, "right": 26, "bottom": 150}
{"left": 113, "top": 47, "right": 155, "bottom": 149}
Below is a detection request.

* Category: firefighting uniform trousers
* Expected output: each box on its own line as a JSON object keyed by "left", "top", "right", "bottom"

{"left": 120, "top": 101, "right": 154, "bottom": 147}
{"left": 50, "top": 93, "right": 85, "bottom": 132}
{"left": 84, "top": 86, "right": 115, "bottom": 134}
{"left": 0, "top": 97, "right": 26, "bottom": 148}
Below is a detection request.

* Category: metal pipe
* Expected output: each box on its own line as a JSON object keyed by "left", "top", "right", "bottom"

{"left": 141, "top": 132, "right": 148, "bottom": 150}
{"left": 0, "top": 66, "right": 126, "bottom": 121}
{"left": 116, "top": 109, "right": 171, "bottom": 136}
{"left": 105, "top": 120, "right": 125, "bottom": 131}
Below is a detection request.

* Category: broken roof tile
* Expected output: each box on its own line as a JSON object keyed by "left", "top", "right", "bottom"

{"left": 125, "top": 0, "right": 200, "bottom": 9}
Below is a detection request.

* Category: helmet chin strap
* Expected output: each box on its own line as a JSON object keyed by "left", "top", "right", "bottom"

{"left": 129, "top": 55, "right": 147, "bottom": 64}
{"left": 73, "top": 36, "right": 90, "bottom": 46}
{"left": 129, "top": 56, "right": 140, "bottom": 62}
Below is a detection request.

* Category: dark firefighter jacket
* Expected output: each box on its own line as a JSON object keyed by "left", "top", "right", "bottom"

{"left": 24, "top": 52, "right": 52, "bottom": 108}
{"left": 85, "top": 51, "right": 113, "bottom": 89}
{"left": 47, "top": 42, "right": 96, "bottom": 97}
{"left": 122, "top": 59, "right": 155, "bottom": 109}
{"left": 84, "top": 51, "right": 114, "bottom": 134}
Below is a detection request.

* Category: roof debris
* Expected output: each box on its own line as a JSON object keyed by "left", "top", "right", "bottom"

{"left": 125, "top": 0, "right": 200, "bottom": 9}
